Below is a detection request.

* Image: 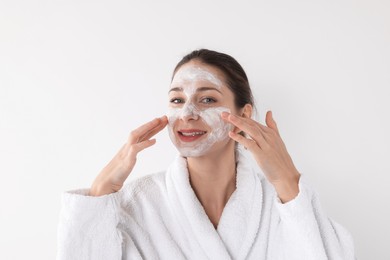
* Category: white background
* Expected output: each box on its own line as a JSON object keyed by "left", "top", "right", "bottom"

{"left": 1, "top": 0, "right": 389, "bottom": 259}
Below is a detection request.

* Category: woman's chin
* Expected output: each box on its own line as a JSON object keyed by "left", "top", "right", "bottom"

{"left": 179, "top": 140, "right": 233, "bottom": 159}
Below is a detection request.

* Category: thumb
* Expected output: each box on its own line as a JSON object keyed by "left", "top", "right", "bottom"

{"left": 129, "top": 139, "right": 157, "bottom": 155}
{"left": 266, "top": 111, "right": 280, "bottom": 136}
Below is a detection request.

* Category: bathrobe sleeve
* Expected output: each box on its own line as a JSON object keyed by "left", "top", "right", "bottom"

{"left": 56, "top": 188, "right": 123, "bottom": 260}
{"left": 272, "top": 176, "right": 356, "bottom": 260}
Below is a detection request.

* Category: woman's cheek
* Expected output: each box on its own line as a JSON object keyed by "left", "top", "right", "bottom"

{"left": 199, "top": 107, "right": 233, "bottom": 141}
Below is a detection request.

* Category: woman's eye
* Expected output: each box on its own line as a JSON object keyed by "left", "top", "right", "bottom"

{"left": 170, "top": 98, "right": 184, "bottom": 104}
{"left": 201, "top": 97, "right": 216, "bottom": 104}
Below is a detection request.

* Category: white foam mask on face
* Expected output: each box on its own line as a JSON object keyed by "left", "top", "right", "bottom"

{"left": 167, "top": 66, "right": 234, "bottom": 157}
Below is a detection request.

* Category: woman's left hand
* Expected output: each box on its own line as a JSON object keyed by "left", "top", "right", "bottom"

{"left": 221, "top": 111, "right": 300, "bottom": 203}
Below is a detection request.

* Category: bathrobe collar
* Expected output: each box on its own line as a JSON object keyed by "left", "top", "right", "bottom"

{"left": 166, "top": 147, "right": 263, "bottom": 260}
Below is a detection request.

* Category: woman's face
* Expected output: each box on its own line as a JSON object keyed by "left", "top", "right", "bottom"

{"left": 167, "top": 60, "right": 238, "bottom": 157}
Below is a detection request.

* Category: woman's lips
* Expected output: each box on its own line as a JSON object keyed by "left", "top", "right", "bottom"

{"left": 177, "top": 129, "right": 207, "bottom": 142}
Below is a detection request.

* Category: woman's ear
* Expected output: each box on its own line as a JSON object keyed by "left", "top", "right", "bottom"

{"left": 241, "top": 104, "right": 253, "bottom": 119}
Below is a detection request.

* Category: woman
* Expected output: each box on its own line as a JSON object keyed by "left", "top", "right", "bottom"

{"left": 57, "top": 49, "right": 355, "bottom": 259}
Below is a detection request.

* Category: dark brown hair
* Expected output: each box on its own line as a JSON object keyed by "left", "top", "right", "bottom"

{"left": 172, "top": 49, "right": 254, "bottom": 110}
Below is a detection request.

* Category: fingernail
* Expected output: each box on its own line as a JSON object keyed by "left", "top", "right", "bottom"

{"left": 221, "top": 111, "right": 229, "bottom": 117}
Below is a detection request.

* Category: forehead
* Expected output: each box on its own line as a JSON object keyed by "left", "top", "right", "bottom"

{"left": 171, "top": 62, "right": 225, "bottom": 88}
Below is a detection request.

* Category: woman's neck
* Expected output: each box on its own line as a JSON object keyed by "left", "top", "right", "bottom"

{"left": 186, "top": 144, "right": 237, "bottom": 228}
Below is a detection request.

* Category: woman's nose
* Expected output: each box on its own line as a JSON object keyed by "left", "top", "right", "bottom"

{"left": 181, "top": 113, "right": 199, "bottom": 122}
{"left": 180, "top": 103, "right": 200, "bottom": 122}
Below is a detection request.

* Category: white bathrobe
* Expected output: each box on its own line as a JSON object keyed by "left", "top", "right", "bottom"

{"left": 57, "top": 148, "right": 355, "bottom": 260}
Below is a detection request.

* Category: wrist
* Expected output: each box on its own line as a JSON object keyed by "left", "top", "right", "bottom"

{"left": 272, "top": 173, "right": 300, "bottom": 203}
{"left": 89, "top": 182, "right": 118, "bottom": 196}
{"left": 89, "top": 185, "right": 106, "bottom": 197}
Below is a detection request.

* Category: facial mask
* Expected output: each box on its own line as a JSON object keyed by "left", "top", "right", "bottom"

{"left": 168, "top": 66, "right": 233, "bottom": 157}
{"left": 171, "top": 67, "right": 223, "bottom": 90}
{"left": 167, "top": 106, "right": 233, "bottom": 157}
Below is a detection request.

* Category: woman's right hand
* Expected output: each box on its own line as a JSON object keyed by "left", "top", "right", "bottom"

{"left": 89, "top": 116, "right": 168, "bottom": 196}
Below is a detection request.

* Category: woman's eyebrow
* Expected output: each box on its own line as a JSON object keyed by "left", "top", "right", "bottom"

{"left": 168, "top": 87, "right": 222, "bottom": 94}
{"left": 168, "top": 87, "right": 182, "bottom": 94}
{"left": 197, "top": 87, "right": 222, "bottom": 94}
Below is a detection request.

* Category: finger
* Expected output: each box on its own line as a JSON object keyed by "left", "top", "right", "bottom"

{"left": 129, "top": 138, "right": 157, "bottom": 155}
{"left": 222, "top": 112, "right": 268, "bottom": 147}
{"left": 265, "top": 111, "right": 280, "bottom": 137}
{"left": 221, "top": 112, "right": 256, "bottom": 134}
{"left": 128, "top": 116, "right": 166, "bottom": 143}
{"left": 139, "top": 117, "right": 168, "bottom": 142}
{"left": 228, "top": 131, "right": 262, "bottom": 153}
{"left": 222, "top": 111, "right": 275, "bottom": 142}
